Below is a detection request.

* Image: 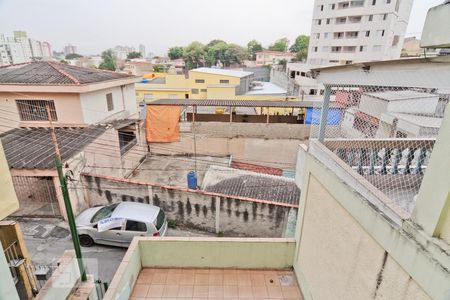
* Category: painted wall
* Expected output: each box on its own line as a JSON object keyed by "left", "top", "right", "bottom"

{"left": 150, "top": 136, "right": 301, "bottom": 169}
{"left": 80, "top": 84, "right": 137, "bottom": 124}
{"left": 81, "top": 174, "right": 297, "bottom": 237}
{"left": 0, "top": 92, "right": 83, "bottom": 132}
{"left": 293, "top": 143, "right": 450, "bottom": 299}
{"left": 0, "top": 143, "right": 19, "bottom": 219}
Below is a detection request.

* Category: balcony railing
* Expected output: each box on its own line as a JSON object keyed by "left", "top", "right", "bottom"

{"left": 4, "top": 241, "right": 24, "bottom": 284}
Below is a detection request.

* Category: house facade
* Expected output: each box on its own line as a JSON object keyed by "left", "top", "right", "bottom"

{"left": 0, "top": 61, "right": 139, "bottom": 132}
{"left": 255, "top": 50, "right": 296, "bottom": 66}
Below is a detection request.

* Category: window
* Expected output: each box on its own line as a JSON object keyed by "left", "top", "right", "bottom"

{"left": 386, "top": 0, "right": 391, "bottom": 3}
{"left": 155, "top": 210, "right": 166, "bottom": 230}
{"left": 345, "top": 60, "right": 353, "bottom": 65}
{"left": 125, "top": 220, "right": 147, "bottom": 232}
{"left": 377, "top": 30, "right": 385, "bottom": 37}
{"left": 372, "top": 0, "right": 376, "bottom": 4}
{"left": 324, "top": 32, "right": 329, "bottom": 38}
{"left": 366, "top": 31, "right": 370, "bottom": 37}
{"left": 392, "top": 35, "right": 400, "bottom": 46}
{"left": 191, "top": 89, "right": 199, "bottom": 94}
{"left": 316, "top": 33, "right": 320, "bottom": 39}
{"left": 336, "top": 17, "right": 346, "bottom": 24}
{"left": 16, "top": 99, "right": 57, "bottom": 121}
{"left": 91, "top": 203, "right": 119, "bottom": 223}
{"left": 331, "top": 46, "right": 342, "bottom": 53}
{"left": 314, "top": 47, "right": 318, "bottom": 52}
{"left": 359, "top": 45, "right": 366, "bottom": 52}
{"left": 373, "top": 45, "right": 382, "bottom": 52}
{"left": 200, "top": 89, "right": 207, "bottom": 92}
{"left": 331, "top": 3, "right": 335, "bottom": 9}
{"left": 219, "top": 79, "right": 229, "bottom": 84}
{"left": 383, "top": 14, "right": 388, "bottom": 20}
{"left": 368, "top": 15, "right": 373, "bottom": 21}
{"left": 320, "top": 4, "right": 324, "bottom": 11}
{"left": 118, "top": 130, "right": 137, "bottom": 155}
{"left": 195, "top": 79, "right": 205, "bottom": 83}
{"left": 318, "top": 19, "right": 322, "bottom": 25}
{"left": 326, "top": 18, "right": 330, "bottom": 24}
{"left": 106, "top": 93, "right": 114, "bottom": 111}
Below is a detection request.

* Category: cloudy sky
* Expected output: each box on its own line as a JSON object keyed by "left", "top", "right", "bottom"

{"left": 0, "top": 0, "right": 442, "bottom": 56}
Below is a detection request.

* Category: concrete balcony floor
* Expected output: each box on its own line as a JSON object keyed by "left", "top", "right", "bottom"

{"left": 130, "top": 267, "right": 303, "bottom": 299}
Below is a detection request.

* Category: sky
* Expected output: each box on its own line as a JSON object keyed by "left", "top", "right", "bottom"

{"left": 0, "top": 0, "right": 443, "bottom": 56}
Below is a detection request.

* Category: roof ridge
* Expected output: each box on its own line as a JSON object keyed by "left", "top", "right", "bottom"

{"left": 45, "top": 61, "right": 80, "bottom": 84}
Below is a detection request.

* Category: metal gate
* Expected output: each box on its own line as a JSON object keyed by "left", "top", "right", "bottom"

{"left": 12, "top": 176, "right": 61, "bottom": 217}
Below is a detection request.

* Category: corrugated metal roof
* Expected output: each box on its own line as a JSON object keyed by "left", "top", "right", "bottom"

{"left": 0, "top": 62, "right": 136, "bottom": 85}
{"left": 190, "top": 67, "right": 253, "bottom": 78}
{"left": 0, "top": 126, "right": 107, "bottom": 169}
{"left": 147, "top": 99, "right": 339, "bottom": 108}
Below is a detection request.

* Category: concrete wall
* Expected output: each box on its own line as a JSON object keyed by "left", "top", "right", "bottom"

{"left": 150, "top": 134, "right": 303, "bottom": 169}
{"left": 0, "top": 92, "right": 84, "bottom": 133}
{"left": 80, "top": 84, "right": 137, "bottom": 124}
{"left": 189, "top": 122, "right": 309, "bottom": 139}
{"left": 81, "top": 174, "right": 297, "bottom": 237}
{"left": 294, "top": 142, "right": 450, "bottom": 299}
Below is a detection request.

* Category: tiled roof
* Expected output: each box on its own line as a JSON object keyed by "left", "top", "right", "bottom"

{"left": 0, "top": 126, "right": 107, "bottom": 169}
{"left": 147, "top": 99, "right": 341, "bottom": 108}
{"left": 0, "top": 61, "right": 135, "bottom": 85}
{"left": 202, "top": 166, "right": 300, "bottom": 205}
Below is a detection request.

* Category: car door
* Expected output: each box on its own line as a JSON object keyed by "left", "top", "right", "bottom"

{"left": 95, "top": 225, "right": 126, "bottom": 247}
{"left": 121, "top": 219, "right": 148, "bottom": 245}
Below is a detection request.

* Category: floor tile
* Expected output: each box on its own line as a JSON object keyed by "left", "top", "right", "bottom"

{"left": 267, "top": 286, "right": 283, "bottom": 299}
{"left": 223, "top": 274, "right": 238, "bottom": 285}
{"left": 223, "top": 285, "right": 238, "bottom": 299}
{"left": 177, "top": 285, "right": 194, "bottom": 298}
{"left": 252, "top": 286, "right": 269, "bottom": 298}
{"left": 265, "top": 274, "right": 281, "bottom": 287}
{"left": 282, "top": 286, "right": 302, "bottom": 299}
{"left": 208, "top": 285, "right": 224, "bottom": 298}
{"left": 152, "top": 273, "right": 168, "bottom": 285}
{"left": 162, "top": 285, "right": 179, "bottom": 298}
{"left": 238, "top": 285, "right": 254, "bottom": 298}
{"left": 209, "top": 274, "right": 223, "bottom": 285}
{"left": 179, "top": 273, "right": 195, "bottom": 285}
{"left": 147, "top": 285, "right": 165, "bottom": 298}
{"left": 194, "top": 274, "right": 209, "bottom": 285}
{"left": 193, "top": 285, "right": 209, "bottom": 298}
{"left": 250, "top": 274, "right": 266, "bottom": 286}
{"left": 132, "top": 284, "right": 150, "bottom": 298}
{"left": 237, "top": 274, "right": 252, "bottom": 286}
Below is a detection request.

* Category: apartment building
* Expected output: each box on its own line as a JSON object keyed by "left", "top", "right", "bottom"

{"left": 308, "top": 0, "right": 413, "bottom": 66}
{"left": 63, "top": 44, "right": 77, "bottom": 56}
{"left": 256, "top": 50, "right": 296, "bottom": 66}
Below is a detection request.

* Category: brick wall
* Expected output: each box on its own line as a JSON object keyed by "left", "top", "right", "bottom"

{"left": 81, "top": 174, "right": 298, "bottom": 237}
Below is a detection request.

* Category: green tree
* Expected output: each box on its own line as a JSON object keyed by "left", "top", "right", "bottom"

{"left": 99, "top": 50, "right": 116, "bottom": 71}
{"left": 65, "top": 53, "right": 83, "bottom": 60}
{"left": 247, "top": 40, "right": 263, "bottom": 60}
{"left": 183, "top": 41, "right": 205, "bottom": 69}
{"left": 168, "top": 46, "right": 184, "bottom": 60}
{"left": 59, "top": 59, "right": 68, "bottom": 64}
{"left": 224, "top": 44, "right": 249, "bottom": 66}
{"left": 127, "top": 51, "right": 142, "bottom": 59}
{"left": 290, "top": 35, "right": 310, "bottom": 62}
{"left": 278, "top": 58, "right": 287, "bottom": 70}
{"left": 153, "top": 64, "right": 168, "bottom": 72}
{"left": 205, "top": 41, "right": 229, "bottom": 67}
{"left": 268, "top": 38, "right": 289, "bottom": 52}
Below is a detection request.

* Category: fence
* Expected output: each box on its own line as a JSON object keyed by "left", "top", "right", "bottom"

{"left": 310, "top": 74, "right": 449, "bottom": 216}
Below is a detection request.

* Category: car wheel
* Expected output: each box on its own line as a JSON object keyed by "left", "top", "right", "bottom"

{"left": 79, "top": 235, "right": 94, "bottom": 247}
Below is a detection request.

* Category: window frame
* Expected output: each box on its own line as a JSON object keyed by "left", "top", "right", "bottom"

{"left": 106, "top": 93, "right": 114, "bottom": 111}
{"left": 195, "top": 79, "right": 205, "bottom": 83}
{"left": 16, "top": 99, "right": 58, "bottom": 121}
{"left": 125, "top": 219, "right": 147, "bottom": 232}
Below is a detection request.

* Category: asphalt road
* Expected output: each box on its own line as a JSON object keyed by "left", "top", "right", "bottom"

{"left": 17, "top": 217, "right": 213, "bottom": 283}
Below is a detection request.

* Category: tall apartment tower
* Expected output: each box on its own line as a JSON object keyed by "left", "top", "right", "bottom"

{"left": 307, "top": 0, "right": 413, "bottom": 67}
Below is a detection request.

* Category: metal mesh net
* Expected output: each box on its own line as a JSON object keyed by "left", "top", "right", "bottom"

{"left": 309, "top": 84, "right": 448, "bottom": 215}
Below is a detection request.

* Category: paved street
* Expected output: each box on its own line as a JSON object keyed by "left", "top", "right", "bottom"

{"left": 17, "top": 218, "right": 214, "bottom": 284}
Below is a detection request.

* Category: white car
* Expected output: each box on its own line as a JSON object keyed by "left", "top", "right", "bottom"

{"left": 75, "top": 202, "right": 167, "bottom": 247}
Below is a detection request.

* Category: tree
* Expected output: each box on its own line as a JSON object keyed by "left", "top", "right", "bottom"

{"left": 225, "top": 44, "right": 249, "bottom": 66}
{"left": 99, "top": 50, "right": 116, "bottom": 71}
{"left": 153, "top": 64, "right": 168, "bottom": 72}
{"left": 59, "top": 59, "right": 68, "bottom": 64}
{"left": 268, "top": 38, "right": 289, "bottom": 52}
{"left": 247, "top": 40, "right": 263, "bottom": 60}
{"left": 127, "top": 51, "right": 142, "bottom": 59}
{"left": 205, "top": 41, "right": 229, "bottom": 67}
{"left": 183, "top": 41, "right": 205, "bottom": 69}
{"left": 65, "top": 53, "right": 83, "bottom": 60}
{"left": 278, "top": 59, "right": 287, "bottom": 71}
{"left": 290, "top": 35, "right": 310, "bottom": 62}
{"left": 168, "top": 46, "right": 184, "bottom": 60}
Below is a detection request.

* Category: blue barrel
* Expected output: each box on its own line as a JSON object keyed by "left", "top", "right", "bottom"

{"left": 187, "top": 171, "right": 197, "bottom": 189}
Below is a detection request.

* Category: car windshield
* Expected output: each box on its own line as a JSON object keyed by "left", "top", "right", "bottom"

{"left": 155, "top": 209, "right": 165, "bottom": 230}
{"left": 91, "top": 203, "right": 119, "bottom": 223}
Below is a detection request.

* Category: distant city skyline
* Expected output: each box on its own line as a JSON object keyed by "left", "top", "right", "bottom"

{"left": 0, "top": 0, "right": 443, "bottom": 56}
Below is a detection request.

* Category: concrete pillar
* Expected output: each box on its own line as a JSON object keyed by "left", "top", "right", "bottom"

{"left": 318, "top": 85, "right": 332, "bottom": 141}
{"left": 215, "top": 197, "right": 220, "bottom": 234}
{"left": 413, "top": 106, "right": 450, "bottom": 238}
{"left": 53, "top": 176, "right": 68, "bottom": 220}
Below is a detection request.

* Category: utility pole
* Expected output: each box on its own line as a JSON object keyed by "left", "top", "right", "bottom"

{"left": 46, "top": 106, "right": 87, "bottom": 282}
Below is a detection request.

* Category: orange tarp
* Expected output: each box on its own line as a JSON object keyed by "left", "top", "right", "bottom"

{"left": 146, "top": 106, "right": 181, "bottom": 142}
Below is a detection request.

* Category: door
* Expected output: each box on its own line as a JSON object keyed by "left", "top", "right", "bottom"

{"left": 121, "top": 220, "right": 148, "bottom": 244}
{"left": 95, "top": 225, "right": 126, "bottom": 247}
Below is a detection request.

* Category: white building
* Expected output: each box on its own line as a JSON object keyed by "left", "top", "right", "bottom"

{"left": 308, "top": 0, "right": 414, "bottom": 67}
{"left": 41, "top": 41, "right": 52, "bottom": 58}
{"left": 29, "top": 39, "right": 43, "bottom": 58}
{"left": 139, "top": 44, "right": 146, "bottom": 57}
{"left": 64, "top": 44, "right": 77, "bottom": 56}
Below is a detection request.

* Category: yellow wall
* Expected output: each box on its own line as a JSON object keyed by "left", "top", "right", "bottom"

{"left": 0, "top": 143, "right": 19, "bottom": 220}
{"left": 207, "top": 86, "right": 236, "bottom": 99}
